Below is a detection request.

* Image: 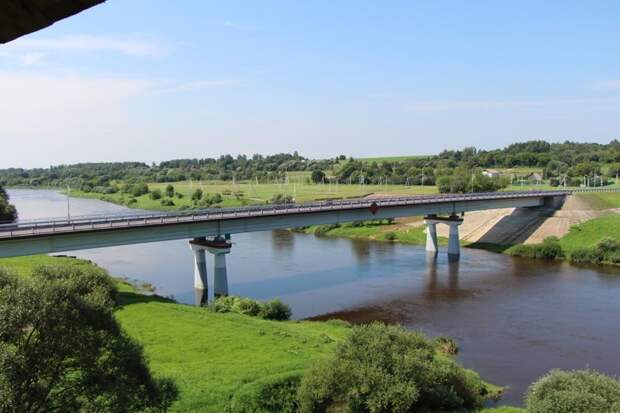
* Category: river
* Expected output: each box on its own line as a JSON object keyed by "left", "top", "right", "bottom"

{"left": 6, "top": 189, "right": 620, "bottom": 406}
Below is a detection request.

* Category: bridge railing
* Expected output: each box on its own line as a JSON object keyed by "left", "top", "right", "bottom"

{"left": 0, "top": 189, "right": 571, "bottom": 238}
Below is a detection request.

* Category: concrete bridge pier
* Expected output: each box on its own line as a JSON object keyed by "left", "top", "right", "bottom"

{"left": 205, "top": 237, "right": 232, "bottom": 298}
{"left": 189, "top": 240, "right": 208, "bottom": 291}
{"left": 424, "top": 216, "right": 439, "bottom": 254}
{"left": 423, "top": 215, "right": 463, "bottom": 260}
{"left": 446, "top": 219, "right": 462, "bottom": 261}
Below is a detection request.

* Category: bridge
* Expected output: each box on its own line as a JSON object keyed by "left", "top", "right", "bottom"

{"left": 0, "top": 190, "right": 569, "bottom": 297}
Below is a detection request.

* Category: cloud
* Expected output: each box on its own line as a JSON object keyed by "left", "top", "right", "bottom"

{"left": 404, "top": 97, "right": 620, "bottom": 113}
{"left": 3, "top": 34, "right": 168, "bottom": 58}
{"left": 212, "top": 19, "right": 256, "bottom": 31}
{"left": 593, "top": 79, "right": 620, "bottom": 91}
{"left": 156, "top": 79, "right": 241, "bottom": 93}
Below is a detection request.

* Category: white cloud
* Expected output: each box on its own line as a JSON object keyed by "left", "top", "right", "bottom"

{"left": 156, "top": 79, "right": 240, "bottom": 93}
{"left": 212, "top": 20, "right": 256, "bottom": 31}
{"left": 3, "top": 34, "right": 168, "bottom": 58}
{"left": 593, "top": 79, "right": 620, "bottom": 91}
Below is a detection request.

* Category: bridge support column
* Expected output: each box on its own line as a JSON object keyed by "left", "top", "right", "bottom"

{"left": 207, "top": 241, "right": 231, "bottom": 298}
{"left": 189, "top": 242, "right": 208, "bottom": 291}
{"left": 446, "top": 219, "right": 462, "bottom": 261}
{"left": 424, "top": 218, "right": 438, "bottom": 254}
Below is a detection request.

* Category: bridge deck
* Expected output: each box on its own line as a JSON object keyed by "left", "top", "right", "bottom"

{"left": 0, "top": 190, "right": 569, "bottom": 241}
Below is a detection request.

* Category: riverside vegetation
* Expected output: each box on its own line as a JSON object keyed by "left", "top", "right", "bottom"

{"left": 3, "top": 255, "right": 620, "bottom": 412}
{"left": 3, "top": 255, "right": 564, "bottom": 413}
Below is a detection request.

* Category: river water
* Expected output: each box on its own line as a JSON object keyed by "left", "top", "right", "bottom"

{"left": 6, "top": 189, "right": 620, "bottom": 406}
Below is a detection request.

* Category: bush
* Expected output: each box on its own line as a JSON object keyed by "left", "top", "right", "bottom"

{"left": 150, "top": 189, "right": 162, "bottom": 200}
{"left": 297, "top": 323, "right": 487, "bottom": 413}
{"left": 191, "top": 188, "right": 203, "bottom": 201}
{"left": 160, "top": 199, "right": 175, "bottom": 207}
{"left": 313, "top": 224, "right": 340, "bottom": 236}
{"left": 433, "top": 336, "right": 459, "bottom": 355}
{"left": 209, "top": 296, "right": 292, "bottom": 321}
{"left": 508, "top": 237, "right": 563, "bottom": 260}
{"left": 526, "top": 369, "right": 620, "bottom": 413}
{"left": 165, "top": 184, "right": 175, "bottom": 197}
{"left": 270, "top": 194, "right": 294, "bottom": 204}
{"left": 259, "top": 298, "right": 292, "bottom": 321}
{"left": 384, "top": 232, "right": 397, "bottom": 241}
{"left": 227, "top": 370, "right": 303, "bottom": 413}
{"left": 569, "top": 247, "right": 596, "bottom": 264}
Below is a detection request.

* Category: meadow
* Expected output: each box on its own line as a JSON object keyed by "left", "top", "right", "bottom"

{"left": 71, "top": 181, "right": 439, "bottom": 211}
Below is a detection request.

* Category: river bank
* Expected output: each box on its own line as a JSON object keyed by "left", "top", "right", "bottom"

{"left": 0, "top": 254, "right": 509, "bottom": 412}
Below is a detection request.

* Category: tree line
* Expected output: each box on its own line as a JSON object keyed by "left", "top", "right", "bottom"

{"left": 1, "top": 140, "right": 619, "bottom": 195}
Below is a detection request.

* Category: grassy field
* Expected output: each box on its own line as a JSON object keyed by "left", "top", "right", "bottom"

{"left": 357, "top": 155, "right": 432, "bottom": 163}
{"left": 0, "top": 255, "right": 513, "bottom": 412}
{"left": 574, "top": 192, "right": 620, "bottom": 210}
{"left": 560, "top": 214, "right": 620, "bottom": 256}
{"left": 70, "top": 182, "right": 438, "bottom": 211}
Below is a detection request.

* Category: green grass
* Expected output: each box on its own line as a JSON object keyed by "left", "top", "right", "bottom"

{"left": 560, "top": 214, "right": 620, "bottom": 256}
{"left": 299, "top": 219, "right": 449, "bottom": 246}
{"left": 574, "top": 192, "right": 620, "bottom": 210}
{"left": 70, "top": 181, "right": 438, "bottom": 211}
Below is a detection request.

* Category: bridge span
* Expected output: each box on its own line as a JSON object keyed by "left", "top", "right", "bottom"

{"left": 0, "top": 190, "right": 569, "bottom": 297}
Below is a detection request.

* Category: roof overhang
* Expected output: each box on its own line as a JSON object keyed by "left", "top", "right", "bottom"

{"left": 0, "top": 0, "right": 105, "bottom": 44}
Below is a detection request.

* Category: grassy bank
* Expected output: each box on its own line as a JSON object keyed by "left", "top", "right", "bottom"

{"left": 68, "top": 182, "right": 438, "bottom": 211}
{"left": 295, "top": 218, "right": 449, "bottom": 246}
{"left": 1, "top": 255, "right": 510, "bottom": 412}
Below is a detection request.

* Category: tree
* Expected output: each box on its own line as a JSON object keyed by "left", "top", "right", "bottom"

{"left": 0, "top": 265, "right": 178, "bottom": 413}
{"left": 298, "top": 323, "right": 486, "bottom": 413}
{"left": 165, "top": 184, "right": 175, "bottom": 198}
{"left": 191, "top": 188, "right": 203, "bottom": 201}
{"left": 0, "top": 184, "right": 17, "bottom": 223}
{"left": 310, "top": 169, "right": 325, "bottom": 184}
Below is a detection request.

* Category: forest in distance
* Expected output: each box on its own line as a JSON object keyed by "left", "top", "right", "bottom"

{"left": 1, "top": 140, "right": 619, "bottom": 192}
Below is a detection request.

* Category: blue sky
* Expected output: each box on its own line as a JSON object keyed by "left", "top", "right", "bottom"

{"left": 1, "top": 0, "right": 619, "bottom": 167}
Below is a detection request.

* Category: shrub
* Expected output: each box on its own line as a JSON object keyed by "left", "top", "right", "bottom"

{"left": 150, "top": 189, "right": 162, "bottom": 200}
{"left": 508, "top": 237, "right": 563, "bottom": 260}
{"left": 298, "top": 323, "right": 486, "bottom": 413}
{"left": 227, "top": 370, "right": 303, "bottom": 413}
{"left": 260, "top": 298, "right": 292, "bottom": 321}
{"left": 434, "top": 335, "right": 459, "bottom": 355}
{"left": 165, "top": 184, "right": 175, "bottom": 197}
{"left": 191, "top": 188, "right": 203, "bottom": 201}
{"left": 175, "top": 192, "right": 184, "bottom": 199}
{"left": 313, "top": 224, "right": 340, "bottom": 236}
{"left": 384, "top": 232, "right": 397, "bottom": 241}
{"left": 233, "top": 297, "right": 262, "bottom": 317}
{"left": 160, "top": 199, "right": 175, "bottom": 207}
{"left": 209, "top": 296, "right": 291, "bottom": 321}
{"left": 569, "top": 247, "right": 596, "bottom": 264}
{"left": 270, "top": 194, "right": 294, "bottom": 204}
{"left": 526, "top": 369, "right": 620, "bottom": 413}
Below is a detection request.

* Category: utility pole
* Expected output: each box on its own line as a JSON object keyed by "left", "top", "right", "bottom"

{"left": 66, "top": 185, "right": 71, "bottom": 221}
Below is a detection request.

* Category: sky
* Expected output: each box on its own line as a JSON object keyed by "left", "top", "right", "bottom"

{"left": 1, "top": 0, "right": 619, "bottom": 168}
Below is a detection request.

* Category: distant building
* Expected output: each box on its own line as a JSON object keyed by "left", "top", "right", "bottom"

{"left": 482, "top": 169, "right": 500, "bottom": 179}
